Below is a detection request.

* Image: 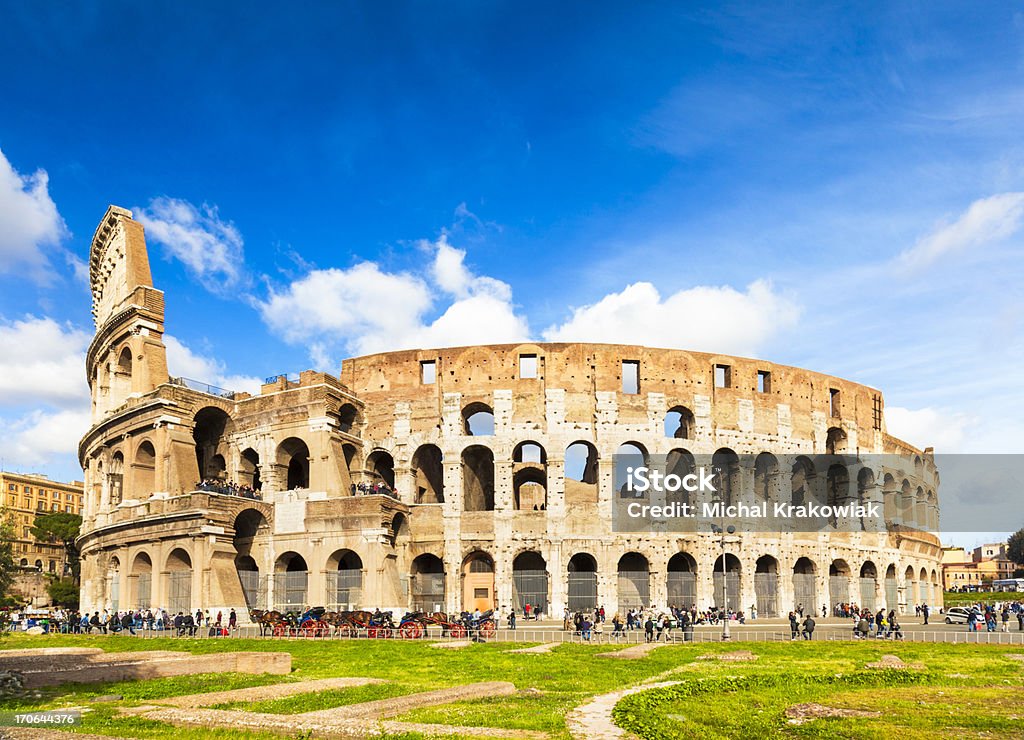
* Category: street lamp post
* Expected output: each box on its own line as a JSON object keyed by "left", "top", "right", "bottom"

{"left": 721, "top": 522, "right": 735, "bottom": 641}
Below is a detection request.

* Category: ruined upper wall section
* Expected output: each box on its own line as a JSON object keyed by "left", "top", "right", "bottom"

{"left": 89, "top": 206, "right": 156, "bottom": 328}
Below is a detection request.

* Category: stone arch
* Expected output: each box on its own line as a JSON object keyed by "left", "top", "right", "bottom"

{"left": 112, "top": 345, "right": 133, "bottom": 400}
{"left": 666, "top": 448, "right": 696, "bottom": 507}
{"left": 387, "top": 512, "right": 410, "bottom": 547}
{"left": 617, "top": 552, "right": 650, "bottom": 610}
{"left": 664, "top": 405, "right": 695, "bottom": 439}
{"left": 754, "top": 555, "right": 779, "bottom": 617}
{"left": 883, "top": 473, "right": 897, "bottom": 522}
{"left": 793, "top": 557, "right": 817, "bottom": 613}
{"left": 900, "top": 479, "right": 913, "bottom": 524}
{"left": 791, "top": 456, "right": 816, "bottom": 507}
{"left": 884, "top": 563, "right": 898, "bottom": 611}
{"left": 616, "top": 442, "right": 650, "bottom": 498}
{"left": 567, "top": 552, "right": 598, "bottom": 611}
{"left": 240, "top": 447, "right": 261, "bottom": 491}
{"left": 410, "top": 553, "right": 445, "bottom": 611}
{"left": 667, "top": 551, "right": 697, "bottom": 608}
{"left": 193, "top": 406, "right": 232, "bottom": 481}
{"left": 713, "top": 553, "right": 741, "bottom": 612}
{"left": 826, "top": 426, "right": 848, "bottom": 455}
{"left": 166, "top": 547, "right": 192, "bottom": 614}
{"left": 915, "top": 486, "right": 927, "bottom": 530}
{"left": 366, "top": 449, "right": 396, "bottom": 490}
{"left": 905, "top": 565, "right": 918, "bottom": 605}
{"left": 129, "top": 551, "right": 153, "bottom": 610}
{"left": 712, "top": 448, "right": 740, "bottom": 506}
{"left": 859, "top": 560, "right": 878, "bottom": 611}
{"left": 412, "top": 444, "right": 444, "bottom": 503}
{"left": 565, "top": 441, "right": 599, "bottom": 506}
{"left": 109, "top": 451, "right": 125, "bottom": 506}
{"left": 462, "top": 401, "right": 495, "bottom": 436}
{"left": 461, "top": 550, "right": 495, "bottom": 611}
{"left": 337, "top": 403, "right": 360, "bottom": 433}
{"left": 462, "top": 444, "right": 494, "bottom": 511}
{"left": 754, "top": 452, "right": 778, "bottom": 503}
{"left": 512, "top": 551, "right": 548, "bottom": 612}
{"left": 829, "top": 559, "right": 851, "bottom": 611}
{"left": 277, "top": 437, "right": 310, "bottom": 490}
{"left": 826, "top": 463, "right": 850, "bottom": 528}
{"left": 273, "top": 551, "right": 309, "bottom": 613}
{"left": 133, "top": 440, "right": 156, "bottom": 496}
{"left": 327, "top": 549, "right": 363, "bottom": 609}
{"left": 513, "top": 441, "right": 547, "bottom": 510}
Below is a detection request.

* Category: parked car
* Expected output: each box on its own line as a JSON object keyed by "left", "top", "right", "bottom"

{"left": 944, "top": 606, "right": 981, "bottom": 624}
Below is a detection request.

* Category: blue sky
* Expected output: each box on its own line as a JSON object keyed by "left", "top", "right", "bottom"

{"left": 1, "top": 3, "right": 1022, "bottom": 548}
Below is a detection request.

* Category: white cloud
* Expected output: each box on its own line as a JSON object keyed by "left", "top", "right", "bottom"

{"left": 258, "top": 236, "right": 530, "bottom": 360}
{"left": 0, "top": 149, "right": 68, "bottom": 277}
{"left": 541, "top": 280, "right": 800, "bottom": 357}
{"left": 164, "top": 335, "right": 261, "bottom": 395}
{"left": 897, "top": 192, "right": 1024, "bottom": 269}
{"left": 0, "top": 317, "right": 90, "bottom": 407}
{"left": 884, "top": 406, "right": 975, "bottom": 453}
{"left": 136, "top": 197, "right": 247, "bottom": 292}
{"left": 6, "top": 408, "right": 91, "bottom": 468}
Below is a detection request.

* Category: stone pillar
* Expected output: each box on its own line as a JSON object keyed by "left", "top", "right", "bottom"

{"left": 548, "top": 542, "right": 565, "bottom": 616}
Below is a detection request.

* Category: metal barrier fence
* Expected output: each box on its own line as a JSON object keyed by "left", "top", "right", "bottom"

{"left": 85, "top": 624, "right": 1024, "bottom": 646}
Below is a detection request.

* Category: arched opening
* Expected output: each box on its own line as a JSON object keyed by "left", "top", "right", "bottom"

{"left": 341, "top": 443, "right": 358, "bottom": 493}
{"left": 512, "top": 551, "right": 548, "bottom": 613}
{"left": 793, "top": 557, "right": 817, "bottom": 613}
{"left": 664, "top": 406, "right": 695, "bottom": 439}
{"left": 859, "top": 561, "right": 878, "bottom": 611}
{"left": 327, "top": 550, "right": 363, "bottom": 610}
{"left": 513, "top": 442, "right": 547, "bottom": 510}
{"left": 109, "top": 451, "right": 124, "bottom": 506}
{"left": 856, "top": 468, "right": 874, "bottom": 530}
{"left": 234, "top": 509, "right": 268, "bottom": 609}
{"left": 193, "top": 407, "right": 232, "bottom": 482}
{"left": 791, "top": 456, "right": 816, "bottom": 508}
{"left": 754, "top": 555, "right": 779, "bottom": 617}
{"left": 565, "top": 441, "right": 598, "bottom": 506}
{"left": 277, "top": 437, "right": 310, "bottom": 490}
{"left": 915, "top": 486, "right": 927, "bottom": 530}
{"left": 920, "top": 566, "right": 929, "bottom": 603}
{"left": 133, "top": 441, "right": 156, "bottom": 496}
{"left": 386, "top": 512, "right": 409, "bottom": 547}
{"left": 462, "top": 551, "right": 494, "bottom": 611}
{"left": 462, "top": 402, "right": 495, "bottom": 436}
{"left": 166, "top": 548, "right": 192, "bottom": 614}
{"left": 617, "top": 552, "right": 650, "bottom": 610}
{"left": 826, "top": 426, "right": 848, "bottom": 455}
{"left": 616, "top": 443, "right": 649, "bottom": 498}
{"left": 130, "top": 552, "right": 152, "bottom": 610}
{"left": 926, "top": 490, "right": 937, "bottom": 531}
{"left": 112, "top": 346, "right": 133, "bottom": 400}
{"left": 274, "top": 552, "right": 308, "bottom": 613}
{"left": 240, "top": 448, "right": 261, "bottom": 493}
{"left": 713, "top": 553, "right": 741, "bottom": 612}
{"left": 667, "top": 552, "right": 697, "bottom": 608}
{"left": 665, "top": 449, "right": 695, "bottom": 508}
{"left": 410, "top": 554, "right": 445, "bottom": 612}
{"left": 567, "top": 553, "right": 598, "bottom": 611}
{"left": 930, "top": 569, "right": 940, "bottom": 603}
{"left": 412, "top": 444, "right": 444, "bottom": 504}
{"left": 754, "top": 453, "right": 778, "bottom": 504}
{"left": 712, "top": 448, "right": 740, "bottom": 506}
{"left": 900, "top": 479, "right": 913, "bottom": 525}
{"left": 337, "top": 403, "right": 359, "bottom": 433}
{"left": 829, "top": 559, "right": 851, "bottom": 612}
{"left": 883, "top": 473, "right": 897, "bottom": 523}
{"left": 826, "top": 464, "right": 849, "bottom": 528}
{"left": 885, "top": 563, "right": 898, "bottom": 611}
{"left": 462, "top": 445, "right": 494, "bottom": 511}
{"left": 366, "top": 449, "right": 396, "bottom": 491}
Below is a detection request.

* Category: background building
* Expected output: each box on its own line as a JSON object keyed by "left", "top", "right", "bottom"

{"left": 1, "top": 471, "right": 83, "bottom": 574}
{"left": 942, "top": 543, "right": 1016, "bottom": 591}
{"left": 78, "top": 206, "right": 943, "bottom": 619}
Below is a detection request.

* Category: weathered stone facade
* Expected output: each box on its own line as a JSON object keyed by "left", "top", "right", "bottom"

{"left": 78, "top": 206, "right": 943, "bottom": 620}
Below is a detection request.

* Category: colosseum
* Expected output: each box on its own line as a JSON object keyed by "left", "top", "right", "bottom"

{"left": 78, "top": 205, "right": 944, "bottom": 621}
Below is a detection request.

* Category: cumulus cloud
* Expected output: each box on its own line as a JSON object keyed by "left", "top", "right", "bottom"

{"left": 884, "top": 406, "right": 975, "bottom": 453}
{"left": 164, "top": 335, "right": 262, "bottom": 395}
{"left": 258, "top": 236, "right": 530, "bottom": 361}
{"left": 136, "top": 197, "right": 248, "bottom": 293}
{"left": 0, "top": 316, "right": 90, "bottom": 407}
{"left": 541, "top": 280, "right": 800, "bottom": 357}
{"left": 6, "top": 408, "right": 92, "bottom": 468}
{"left": 897, "top": 192, "right": 1024, "bottom": 269}
{"left": 0, "top": 149, "right": 68, "bottom": 278}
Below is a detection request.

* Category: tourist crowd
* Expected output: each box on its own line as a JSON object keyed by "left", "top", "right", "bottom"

{"left": 195, "top": 479, "right": 262, "bottom": 499}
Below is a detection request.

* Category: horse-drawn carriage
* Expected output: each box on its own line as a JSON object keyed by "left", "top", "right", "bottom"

{"left": 248, "top": 607, "right": 497, "bottom": 639}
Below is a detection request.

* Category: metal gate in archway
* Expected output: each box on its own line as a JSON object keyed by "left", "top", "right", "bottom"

{"left": 411, "top": 573, "right": 445, "bottom": 612}
{"left": 859, "top": 578, "right": 876, "bottom": 611}
{"left": 885, "top": 577, "right": 898, "bottom": 611}
{"left": 168, "top": 572, "right": 191, "bottom": 614}
{"left": 617, "top": 571, "right": 650, "bottom": 610}
{"left": 512, "top": 570, "right": 549, "bottom": 612}
{"left": 829, "top": 576, "right": 850, "bottom": 610}
{"left": 567, "top": 572, "right": 597, "bottom": 611}
{"left": 667, "top": 572, "right": 697, "bottom": 607}
{"left": 238, "top": 570, "right": 266, "bottom": 610}
{"left": 793, "top": 574, "right": 816, "bottom": 613}
{"left": 754, "top": 573, "right": 778, "bottom": 616}
{"left": 713, "top": 572, "right": 740, "bottom": 612}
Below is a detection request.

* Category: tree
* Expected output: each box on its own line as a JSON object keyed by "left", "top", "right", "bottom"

{"left": 0, "top": 519, "right": 15, "bottom": 601}
{"left": 1008, "top": 528, "right": 1024, "bottom": 569}
{"left": 30, "top": 513, "right": 82, "bottom": 580}
{"left": 47, "top": 578, "right": 79, "bottom": 609}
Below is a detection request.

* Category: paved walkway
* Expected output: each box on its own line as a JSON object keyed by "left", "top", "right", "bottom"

{"left": 566, "top": 681, "right": 681, "bottom": 740}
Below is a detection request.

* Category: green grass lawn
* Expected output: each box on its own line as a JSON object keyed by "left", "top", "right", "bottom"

{"left": 943, "top": 590, "right": 1022, "bottom": 607}
{"left": 1, "top": 634, "right": 1022, "bottom": 739}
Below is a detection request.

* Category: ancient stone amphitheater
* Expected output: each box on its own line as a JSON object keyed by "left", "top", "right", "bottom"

{"left": 78, "top": 206, "right": 943, "bottom": 621}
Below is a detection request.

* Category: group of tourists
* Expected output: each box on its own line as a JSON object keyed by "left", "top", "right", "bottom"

{"left": 506, "top": 602, "right": 543, "bottom": 628}
{"left": 195, "top": 479, "right": 261, "bottom": 499}
{"left": 352, "top": 481, "right": 398, "bottom": 498}
{"left": 964, "top": 601, "right": 1024, "bottom": 632}
{"left": 848, "top": 608, "right": 904, "bottom": 639}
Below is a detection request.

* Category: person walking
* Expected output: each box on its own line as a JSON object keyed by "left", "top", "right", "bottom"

{"left": 509, "top": 608, "right": 516, "bottom": 631}
{"left": 922, "top": 604, "right": 930, "bottom": 625}
{"left": 644, "top": 616, "right": 655, "bottom": 643}
{"left": 788, "top": 611, "right": 799, "bottom": 640}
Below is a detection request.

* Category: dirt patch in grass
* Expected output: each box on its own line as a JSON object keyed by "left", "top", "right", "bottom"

{"left": 697, "top": 650, "right": 758, "bottom": 662}
{"left": 784, "top": 702, "right": 881, "bottom": 724}
{"left": 865, "top": 654, "right": 924, "bottom": 670}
